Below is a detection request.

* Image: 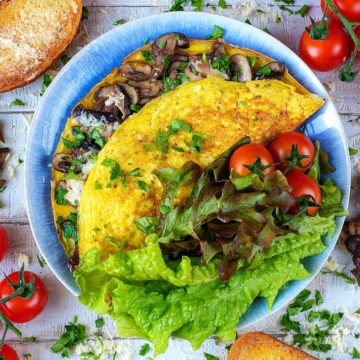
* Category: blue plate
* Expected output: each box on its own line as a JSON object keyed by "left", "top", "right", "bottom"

{"left": 25, "top": 12, "right": 350, "bottom": 329}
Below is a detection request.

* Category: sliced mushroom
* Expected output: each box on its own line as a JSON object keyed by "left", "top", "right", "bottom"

{"left": 119, "top": 83, "right": 140, "bottom": 104}
{"left": 58, "top": 179, "right": 84, "bottom": 206}
{"left": 0, "top": 147, "right": 9, "bottom": 171}
{"left": 211, "top": 42, "right": 226, "bottom": 60}
{"left": 67, "top": 245, "right": 79, "bottom": 272}
{"left": 120, "top": 61, "right": 153, "bottom": 81}
{"left": 128, "top": 80, "right": 163, "bottom": 98}
{"left": 230, "top": 54, "right": 252, "bottom": 82}
{"left": 152, "top": 32, "right": 189, "bottom": 58}
{"left": 168, "top": 61, "right": 182, "bottom": 80}
{"left": 255, "top": 61, "right": 286, "bottom": 80}
{"left": 52, "top": 153, "right": 74, "bottom": 173}
{"left": 93, "top": 84, "right": 130, "bottom": 121}
{"left": 171, "top": 53, "right": 189, "bottom": 62}
{"left": 184, "top": 65, "right": 203, "bottom": 81}
{"left": 190, "top": 60, "right": 230, "bottom": 80}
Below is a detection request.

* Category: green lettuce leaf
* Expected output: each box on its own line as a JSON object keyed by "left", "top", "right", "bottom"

{"left": 318, "top": 178, "right": 347, "bottom": 217}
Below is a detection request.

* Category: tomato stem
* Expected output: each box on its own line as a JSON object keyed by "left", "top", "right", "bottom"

{"left": 0, "top": 313, "right": 22, "bottom": 350}
{"left": 0, "top": 287, "right": 25, "bottom": 304}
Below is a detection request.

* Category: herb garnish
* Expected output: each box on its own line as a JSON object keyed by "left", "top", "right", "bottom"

{"left": 36, "top": 254, "right": 47, "bottom": 268}
{"left": 139, "top": 343, "right": 151, "bottom": 356}
{"left": 204, "top": 353, "right": 219, "bottom": 360}
{"left": 211, "top": 54, "right": 231, "bottom": 73}
{"left": 185, "top": 133, "right": 209, "bottom": 153}
{"left": 95, "top": 318, "right": 104, "bottom": 328}
{"left": 9, "top": 99, "right": 26, "bottom": 107}
{"left": 88, "top": 127, "right": 105, "bottom": 148}
{"left": 349, "top": 147, "right": 359, "bottom": 156}
{"left": 94, "top": 180, "right": 102, "bottom": 190}
{"left": 62, "top": 127, "right": 85, "bottom": 149}
{"left": 51, "top": 317, "right": 87, "bottom": 357}
{"left": 130, "top": 104, "right": 143, "bottom": 112}
{"left": 353, "top": 347, "right": 360, "bottom": 358}
{"left": 81, "top": 6, "right": 89, "bottom": 21}
{"left": 296, "top": 5, "right": 310, "bottom": 17}
{"left": 138, "top": 180, "right": 150, "bottom": 193}
{"left": 218, "top": 0, "right": 226, "bottom": 9}
{"left": 55, "top": 187, "right": 69, "bottom": 205}
{"left": 101, "top": 159, "right": 122, "bottom": 181}
{"left": 61, "top": 54, "right": 71, "bottom": 65}
{"left": 113, "top": 19, "right": 125, "bottom": 26}
{"left": 40, "top": 74, "right": 52, "bottom": 96}
{"left": 57, "top": 212, "right": 78, "bottom": 245}
{"left": 334, "top": 270, "right": 356, "bottom": 284}
{"left": 207, "top": 25, "right": 224, "bottom": 40}
{"left": 141, "top": 50, "right": 155, "bottom": 62}
{"left": 169, "top": 0, "right": 186, "bottom": 11}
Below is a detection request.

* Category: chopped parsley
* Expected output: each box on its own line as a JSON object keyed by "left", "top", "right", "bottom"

{"left": 25, "top": 336, "right": 37, "bottom": 342}
{"left": 207, "top": 25, "right": 224, "bottom": 40}
{"left": 95, "top": 318, "right": 104, "bottom": 328}
{"left": 279, "top": 5, "right": 294, "bottom": 14}
{"left": 62, "top": 127, "right": 85, "bottom": 148}
{"left": 81, "top": 6, "right": 89, "bottom": 21}
{"left": 204, "top": 353, "right": 219, "bottom": 360}
{"left": 55, "top": 187, "right": 69, "bottom": 205}
{"left": 191, "top": 0, "right": 203, "bottom": 11}
{"left": 349, "top": 147, "right": 358, "bottom": 156}
{"left": 40, "top": 74, "right": 52, "bottom": 96}
{"left": 256, "top": 65, "right": 271, "bottom": 76}
{"left": 88, "top": 127, "right": 105, "bottom": 148}
{"left": 61, "top": 54, "right": 71, "bottom": 65}
{"left": 169, "top": 0, "right": 186, "bottom": 11}
{"left": 296, "top": 5, "right": 310, "bottom": 17}
{"left": 9, "top": 98, "right": 26, "bottom": 107}
{"left": 315, "top": 289, "right": 323, "bottom": 305}
{"left": 211, "top": 54, "right": 231, "bottom": 73}
{"left": 159, "top": 204, "right": 171, "bottom": 215}
{"left": 155, "top": 129, "right": 172, "bottom": 153}
{"left": 334, "top": 271, "right": 356, "bottom": 285}
{"left": 130, "top": 103, "right": 143, "bottom": 112}
{"left": 94, "top": 180, "right": 102, "bottom": 190}
{"left": 57, "top": 212, "right": 78, "bottom": 244}
{"left": 139, "top": 343, "right": 151, "bottom": 356}
{"left": 245, "top": 19, "right": 252, "bottom": 25}
{"left": 141, "top": 50, "right": 155, "bottom": 62}
{"left": 101, "top": 159, "right": 122, "bottom": 181}
{"left": 51, "top": 317, "right": 87, "bottom": 357}
{"left": 169, "top": 118, "right": 192, "bottom": 133}
{"left": 218, "top": 0, "right": 226, "bottom": 9}
{"left": 247, "top": 56, "right": 257, "bottom": 68}
{"left": 36, "top": 254, "right": 47, "bottom": 268}
{"left": 353, "top": 347, "right": 360, "bottom": 359}
{"left": 276, "top": 16, "right": 282, "bottom": 23}
{"left": 356, "top": 308, "right": 360, "bottom": 314}
{"left": 113, "top": 19, "right": 125, "bottom": 26}
{"left": 138, "top": 180, "right": 150, "bottom": 193}
{"left": 171, "top": 145, "right": 185, "bottom": 152}
{"left": 185, "top": 133, "right": 209, "bottom": 152}
{"left": 239, "top": 101, "right": 248, "bottom": 107}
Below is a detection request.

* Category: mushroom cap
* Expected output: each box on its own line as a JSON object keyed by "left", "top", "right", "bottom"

{"left": 230, "top": 54, "right": 252, "bottom": 82}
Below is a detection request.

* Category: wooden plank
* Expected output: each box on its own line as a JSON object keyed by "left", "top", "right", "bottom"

{"left": 0, "top": 5, "right": 360, "bottom": 114}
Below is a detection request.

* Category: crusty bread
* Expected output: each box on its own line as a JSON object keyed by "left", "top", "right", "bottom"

{"left": 0, "top": 0, "right": 82, "bottom": 92}
{"left": 228, "top": 332, "right": 317, "bottom": 360}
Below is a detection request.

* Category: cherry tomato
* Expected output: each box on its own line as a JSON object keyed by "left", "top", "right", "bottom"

{"left": 229, "top": 144, "right": 275, "bottom": 176}
{"left": 299, "top": 21, "right": 351, "bottom": 71}
{"left": 321, "top": 0, "right": 360, "bottom": 24}
{"left": 286, "top": 173, "right": 321, "bottom": 216}
{"left": 0, "top": 344, "right": 19, "bottom": 360}
{"left": 0, "top": 226, "right": 9, "bottom": 261}
{"left": 269, "top": 132, "right": 315, "bottom": 173}
{"left": 355, "top": 26, "right": 360, "bottom": 60}
{"left": 0, "top": 271, "right": 48, "bottom": 323}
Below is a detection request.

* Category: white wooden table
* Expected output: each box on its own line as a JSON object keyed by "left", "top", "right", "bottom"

{"left": 1, "top": 1, "right": 360, "bottom": 359}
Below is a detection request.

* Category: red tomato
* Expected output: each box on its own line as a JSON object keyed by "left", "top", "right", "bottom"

{"left": 286, "top": 173, "right": 321, "bottom": 216}
{"left": 229, "top": 144, "right": 275, "bottom": 176}
{"left": 299, "top": 21, "right": 351, "bottom": 71}
{"left": 0, "top": 225, "right": 9, "bottom": 261}
{"left": 355, "top": 26, "right": 360, "bottom": 60}
{"left": 321, "top": 0, "right": 360, "bottom": 23}
{"left": 269, "top": 132, "right": 315, "bottom": 173}
{"left": 0, "top": 344, "right": 19, "bottom": 360}
{"left": 0, "top": 271, "right": 48, "bottom": 323}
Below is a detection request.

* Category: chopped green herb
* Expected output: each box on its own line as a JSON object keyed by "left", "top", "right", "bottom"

{"left": 191, "top": 0, "right": 203, "bottom": 11}
{"left": 101, "top": 159, "right": 122, "bottom": 181}
{"left": 94, "top": 180, "right": 102, "bottom": 190}
{"left": 141, "top": 50, "right": 155, "bottom": 62}
{"left": 81, "top": 6, "right": 89, "bottom": 21}
{"left": 62, "top": 127, "right": 85, "bottom": 148}
{"left": 18, "top": 159, "right": 24, "bottom": 164}
{"left": 349, "top": 147, "right": 358, "bottom": 156}
{"left": 128, "top": 167, "right": 141, "bottom": 177}
{"left": 218, "top": 0, "right": 226, "bottom": 9}
{"left": 263, "top": 27, "right": 271, "bottom": 35}
{"left": 211, "top": 54, "right": 231, "bottom": 73}
{"left": 256, "top": 65, "right": 271, "bottom": 76}
{"left": 61, "top": 54, "right": 71, "bottom": 65}
{"left": 247, "top": 56, "right": 257, "bottom": 68}
{"left": 276, "top": 16, "right": 282, "bottom": 23}
{"left": 155, "top": 129, "right": 171, "bottom": 153}
{"left": 159, "top": 204, "right": 171, "bottom": 215}
{"left": 88, "top": 127, "right": 105, "bottom": 148}
{"left": 143, "top": 144, "right": 153, "bottom": 151}
{"left": 51, "top": 317, "right": 87, "bottom": 357}
{"left": 171, "top": 145, "right": 185, "bottom": 152}
{"left": 207, "top": 25, "right": 224, "bottom": 40}
{"left": 204, "top": 352, "right": 219, "bottom": 360}
{"left": 113, "top": 19, "right": 125, "bottom": 26}
{"left": 353, "top": 347, "right": 360, "bottom": 359}
{"left": 185, "top": 133, "right": 209, "bottom": 152}
{"left": 315, "top": 290, "right": 323, "bottom": 305}
{"left": 349, "top": 115, "right": 360, "bottom": 123}
{"left": 279, "top": 5, "right": 294, "bottom": 14}
{"left": 293, "top": 333, "right": 306, "bottom": 347}
{"left": 95, "top": 318, "right": 104, "bottom": 328}
{"left": 296, "top": 5, "right": 310, "bottom": 17}
{"left": 0, "top": 183, "right": 7, "bottom": 193}
{"left": 36, "top": 254, "right": 46, "bottom": 268}
{"left": 139, "top": 343, "right": 151, "bottom": 356}
{"left": 40, "top": 74, "right": 53, "bottom": 96}
{"left": 138, "top": 181, "right": 150, "bottom": 193}
{"left": 9, "top": 99, "right": 26, "bottom": 107}
{"left": 245, "top": 19, "right": 252, "bottom": 25}
{"left": 334, "top": 271, "right": 356, "bottom": 285}
{"left": 169, "top": 0, "right": 186, "bottom": 11}
{"left": 256, "top": 9, "right": 267, "bottom": 14}
{"left": 57, "top": 212, "right": 78, "bottom": 244}
{"left": 143, "top": 37, "right": 149, "bottom": 45}
{"left": 355, "top": 308, "right": 360, "bottom": 314}
{"left": 55, "top": 187, "right": 69, "bottom": 205}
{"left": 169, "top": 118, "right": 192, "bottom": 133}
{"left": 24, "top": 354, "right": 32, "bottom": 359}
{"left": 239, "top": 101, "right": 248, "bottom": 107}
{"left": 130, "top": 103, "right": 143, "bottom": 112}
{"left": 25, "top": 336, "right": 37, "bottom": 342}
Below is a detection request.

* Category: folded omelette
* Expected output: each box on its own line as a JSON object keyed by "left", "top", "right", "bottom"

{"left": 51, "top": 34, "right": 324, "bottom": 264}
